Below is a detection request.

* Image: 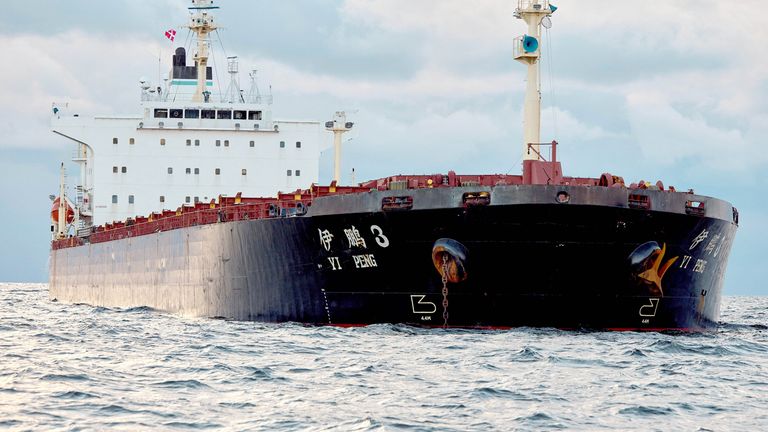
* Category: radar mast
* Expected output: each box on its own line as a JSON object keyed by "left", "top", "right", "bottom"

{"left": 513, "top": 1, "right": 557, "bottom": 161}
{"left": 187, "top": 0, "right": 219, "bottom": 102}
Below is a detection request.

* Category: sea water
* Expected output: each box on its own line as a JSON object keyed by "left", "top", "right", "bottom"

{"left": 0, "top": 283, "right": 766, "bottom": 431}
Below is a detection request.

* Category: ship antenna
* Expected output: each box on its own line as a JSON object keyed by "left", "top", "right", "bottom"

{"left": 225, "top": 56, "right": 242, "bottom": 103}
{"left": 248, "top": 70, "right": 262, "bottom": 104}
{"left": 187, "top": 0, "right": 219, "bottom": 103}
{"left": 513, "top": 1, "right": 557, "bottom": 162}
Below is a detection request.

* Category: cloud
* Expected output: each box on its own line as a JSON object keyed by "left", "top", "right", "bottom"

{"left": 542, "top": 106, "right": 619, "bottom": 142}
{"left": 627, "top": 92, "right": 746, "bottom": 170}
{"left": 328, "top": 104, "right": 521, "bottom": 180}
{"left": 251, "top": 58, "right": 520, "bottom": 101}
{"left": 1, "top": 31, "right": 167, "bottom": 149}
{"left": 1, "top": 0, "right": 767, "bottom": 292}
{"left": 341, "top": 0, "right": 517, "bottom": 45}
{"left": 554, "top": 0, "right": 768, "bottom": 60}
{"left": 621, "top": 66, "right": 768, "bottom": 173}
{"left": 0, "top": 0, "right": 186, "bottom": 36}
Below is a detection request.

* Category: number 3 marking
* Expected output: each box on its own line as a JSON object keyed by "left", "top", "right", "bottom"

{"left": 370, "top": 225, "right": 390, "bottom": 248}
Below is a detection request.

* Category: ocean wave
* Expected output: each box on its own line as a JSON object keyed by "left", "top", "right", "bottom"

{"left": 0, "top": 283, "right": 765, "bottom": 431}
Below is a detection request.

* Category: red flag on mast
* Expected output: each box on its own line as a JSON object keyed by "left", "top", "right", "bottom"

{"left": 164, "top": 29, "right": 176, "bottom": 42}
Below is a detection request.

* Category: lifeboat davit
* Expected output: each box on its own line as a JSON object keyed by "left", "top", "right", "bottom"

{"left": 51, "top": 197, "right": 75, "bottom": 224}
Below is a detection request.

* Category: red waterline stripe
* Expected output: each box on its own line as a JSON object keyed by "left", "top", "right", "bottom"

{"left": 605, "top": 327, "right": 695, "bottom": 332}
{"left": 326, "top": 324, "right": 696, "bottom": 332}
{"left": 328, "top": 323, "right": 514, "bottom": 330}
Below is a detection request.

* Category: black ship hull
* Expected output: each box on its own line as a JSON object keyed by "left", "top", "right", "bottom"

{"left": 49, "top": 186, "right": 737, "bottom": 330}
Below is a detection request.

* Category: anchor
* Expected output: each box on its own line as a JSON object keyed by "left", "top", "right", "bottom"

{"left": 431, "top": 238, "right": 469, "bottom": 283}
{"left": 431, "top": 238, "right": 469, "bottom": 328}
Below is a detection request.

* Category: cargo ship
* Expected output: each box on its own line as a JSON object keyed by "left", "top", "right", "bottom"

{"left": 49, "top": 0, "right": 738, "bottom": 330}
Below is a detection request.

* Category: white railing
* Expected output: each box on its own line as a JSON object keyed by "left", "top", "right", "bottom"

{"left": 142, "top": 90, "right": 273, "bottom": 106}
{"left": 518, "top": 0, "right": 550, "bottom": 11}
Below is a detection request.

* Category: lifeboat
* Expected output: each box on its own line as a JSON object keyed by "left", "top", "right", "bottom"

{"left": 51, "top": 197, "right": 75, "bottom": 224}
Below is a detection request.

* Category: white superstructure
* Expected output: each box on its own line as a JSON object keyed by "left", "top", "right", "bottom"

{"left": 51, "top": 0, "right": 323, "bottom": 231}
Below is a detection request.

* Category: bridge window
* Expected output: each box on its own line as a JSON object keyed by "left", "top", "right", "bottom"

{"left": 233, "top": 110, "right": 246, "bottom": 120}
{"left": 248, "top": 111, "right": 262, "bottom": 120}
{"left": 184, "top": 109, "right": 200, "bottom": 119}
{"left": 170, "top": 109, "right": 182, "bottom": 119}
{"left": 216, "top": 110, "right": 232, "bottom": 119}
{"left": 185, "top": 196, "right": 190, "bottom": 203}
{"left": 201, "top": 109, "right": 215, "bottom": 119}
{"left": 112, "top": 195, "right": 118, "bottom": 204}
{"left": 154, "top": 109, "right": 168, "bottom": 118}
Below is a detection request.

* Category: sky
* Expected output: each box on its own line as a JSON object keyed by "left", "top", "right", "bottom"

{"left": 1, "top": 0, "right": 766, "bottom": 295}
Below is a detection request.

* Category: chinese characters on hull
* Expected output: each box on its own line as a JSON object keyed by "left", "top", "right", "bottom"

{"left": 319, "top": 224, "right": 390, "bottom": 272}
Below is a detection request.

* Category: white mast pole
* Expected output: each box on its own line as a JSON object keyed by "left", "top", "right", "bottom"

{"left": 333, "top": 130, "right": 343, "bottom": 183}
{"left": 514, "top": 1, "right": 556, "bottom": 161}
{"left": 188, "top": 0, "right": 218, "bottom": 103}
{"left": 57, "top": 163, "right": 67, "bottom": 240}
{"left": 523, "top": 13, "right": 541, "bottom": 160}
{"left": 326, "top": 112, "right": 354, "bottom": 184}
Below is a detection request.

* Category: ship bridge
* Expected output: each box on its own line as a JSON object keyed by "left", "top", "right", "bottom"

{"left": 51, "top": 1, "right": 324, "bottom": 230}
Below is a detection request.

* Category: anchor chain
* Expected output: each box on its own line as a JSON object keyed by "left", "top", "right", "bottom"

{"left": 441, "top": 255, "right": 449, "bottom": 328}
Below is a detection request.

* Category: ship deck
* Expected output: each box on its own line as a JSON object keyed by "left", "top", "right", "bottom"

{"left": 52, "top": 171, "right": 731, "bottom": 250}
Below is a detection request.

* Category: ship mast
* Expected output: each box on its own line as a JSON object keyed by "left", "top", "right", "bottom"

{"left": 55, "top": 164, "right": 68, "bottom": 240}
{"left": 188, "top": 0, "right": 219, "bottom": 103}
{"left": 325, "top": 112, "right": 354, "bottom": 184}
{"left": 513, "top": 1, "right": 557, "bottom": 161}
